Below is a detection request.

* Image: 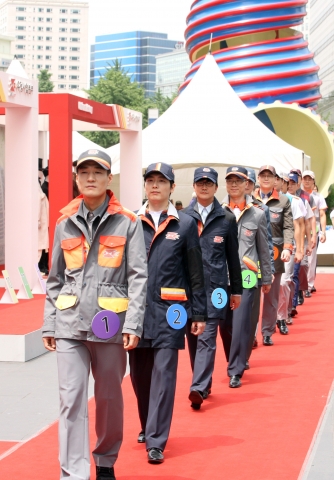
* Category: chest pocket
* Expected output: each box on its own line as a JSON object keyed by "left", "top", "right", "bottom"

{"left": 98, "top": 235, "right": 126, "bottom": 268}
{"left": 61, "top": 237, "right": 83, "bottom": 270}
{"left": 269, "top": 207, "right": 283, "bottom": 224}
{"left": 241, "top": 223, "right": 257, "bottom": 244}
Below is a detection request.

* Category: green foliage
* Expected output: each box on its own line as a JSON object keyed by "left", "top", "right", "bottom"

{"left": 82, "top": 61, "right": 178, "bottom": 148}
{"left": 38, "top": 69, "right": 54, "bottom": 92}
{"left": 325, "top": 184, "right": 334, "bottom": 224}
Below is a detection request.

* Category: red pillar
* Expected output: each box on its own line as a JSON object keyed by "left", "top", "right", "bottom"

{"left": 48, "top": 95, "right": 72, "bottom": 252}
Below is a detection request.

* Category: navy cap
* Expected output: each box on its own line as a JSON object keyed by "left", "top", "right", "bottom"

{"left": 144, "top": 162, "right": 175, "bottom": 182}
{"left": 225, "top": 166, "right": 249, "bottom": 180}
{"left": 290, "top": 168, "right": 302, "bottom": 177}
{"left": 247, "top": 168, "right": 256, "bottom": 184}
{"left": 194, "top": 167, "right": 218, "bottom": 184}
{"left": 76, "top": 149, "right": 111, "bottom": 171}
{"left": 289, "top": 173, "right": 299, "bottom": 183}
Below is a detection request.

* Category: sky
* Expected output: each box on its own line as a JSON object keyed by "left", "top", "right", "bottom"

{"left": 88, "top": 0, "right": 193, "bottom": 43}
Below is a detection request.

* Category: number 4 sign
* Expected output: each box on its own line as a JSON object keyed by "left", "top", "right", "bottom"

{"left": 242, "top": 270, "right": 257, "bottom": 289}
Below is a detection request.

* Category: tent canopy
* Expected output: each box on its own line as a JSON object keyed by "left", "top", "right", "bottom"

{"left": 108, "top": 54, "right": 303, "bottom": 175}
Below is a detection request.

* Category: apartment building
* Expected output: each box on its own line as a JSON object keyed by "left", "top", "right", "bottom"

{"left": 310, "top": 0, "right": 334, "bottom": 98}
{"left": 0, "top": 0, "right": 89, "bottom": 92}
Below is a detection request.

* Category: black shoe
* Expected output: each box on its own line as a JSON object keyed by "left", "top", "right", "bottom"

{"left": 311, "top": 287, "right": 316, "bottom": 293}
{"left": 298, "top": 291, "right": 304, "bottom": 305}
{"left": 291, "top": 307, "right": 298, "bottom": 317}
{"left": 137, "top": 430, "right": 145, "bottom": 443}
{"left": 189, "top": 389, "right": 203, "bottom": 409}
{"left": 96, "top": 466, "right": 116, "bottom": 479}
{"left": 276, "top": 319, "right": 289, "bottom": 335}
{"left": 305, "top": 290, "right": 312, "bottom": 298}
{"left": 147, "top": 448, "right": 164, "bottom": 464}
{"left": 252, "top": 337, "right": 258, "bottom": 349}
{"left": 202, "top": 388, "right": 211, "bottom": 400}
{"left": 245, "top": 361, "right": 250, "bottom": 370}
{"left": 229, "top": 375, "right": 241, "bottom": 388}
{"left": 263, "top": 336, "right": 273, "bottom": 346}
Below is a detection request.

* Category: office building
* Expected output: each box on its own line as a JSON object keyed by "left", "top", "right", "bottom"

{"left": 90, "top": 31, "right": 182, "bottom": 97}
{"left": 0, "top": 33, "right": 14, "bottom": 70}
{"left": 294, "top": 2, "right": 310, "bottom": 42}
{"left": 156, "top": 47, "right": 191, "bottom": 97}
{"left": 310, "top": 0, "right": 334, "bottom": 98}
{"left": 0, "top": 0, "right": 89, "bottom": 92}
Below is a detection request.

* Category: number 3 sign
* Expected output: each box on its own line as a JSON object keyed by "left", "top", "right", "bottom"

{"left": 211, "top": 288, "right": 228, "bottom": 309}
{"left": 166, "top": 304, "right": 187, "bottom": 330}
{"left": 92, "top": 310, "right": 120, "bottom": 339}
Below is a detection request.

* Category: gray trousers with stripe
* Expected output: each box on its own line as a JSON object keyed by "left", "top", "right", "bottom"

{"left": 56, "top": 339, "right": 126, "bottom": 480}
{"left": 261, "top": 273, "right": 282, "bottom": 337}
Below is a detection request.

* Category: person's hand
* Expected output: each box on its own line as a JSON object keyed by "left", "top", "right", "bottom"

{"left": 262, "top": 284, "right": 271, "bottom": 294}
{"left": 281, "top": 249, "right": 291, "bottom": 262}
{"left": 191, "top": 322, "right": 206, "bottom": 336}
{"left": 294, "top": 251, "right": 303, "bottom": 263}
{"left": 311, "top": 236, "right": 317, "bottom": 249}
{"left": 319, "top": 232, "right": 326, "bottom": 244}
{"left": 305, "top": 245, "right": 312, "bottom": 256}
{"left": 230, "top": 295, "right": 241, "bottom": 310}
{"left": 272, "top": 274, "right": 275, "bottom": 283}
{"left": 43, "top": 337, "right": 56, "bottom": 351}
{"left": 123, "top": 334, "right": 139, "bottom": 350}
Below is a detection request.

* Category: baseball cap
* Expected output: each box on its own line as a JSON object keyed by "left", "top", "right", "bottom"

{"left": 290, "top": 168, "right": 302, "bottom": 177}
{"left": 276, "top": 171, "right": 284, "bottom": 180}
{"left": 225, "top": 166, "right": 248, "bottom": 180}
{"left": 289, "top": 173, "right": 299, "bottom": 183}
{"left": 258, "top": 165, "right": 276, "bottom": 176}
{"left": 282, "top": 172, "right": 290, "bottom": 182}
{"left": 302, "top": 170, "right": 315, "bottom": 180}
{"left": 76, "top": 149, "right": 112, "bottom": 171}
{"left": 144, "top": 162, "right": 175, "bottom": 182}
{"left": 247, "top": 168, "right": 256, "bottom": 184}
{"left": 194, "top": 167, "right": 218, "bottom": 184}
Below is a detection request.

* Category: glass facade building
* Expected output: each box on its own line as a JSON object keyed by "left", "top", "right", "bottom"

{"left": 90, "top": 31, "right": 181, "bottom": 96}
{"left": 156, "top": 48, "right": 191, "bottom": 97}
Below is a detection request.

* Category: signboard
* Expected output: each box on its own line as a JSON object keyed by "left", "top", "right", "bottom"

{"left": 32, "top": 264, "right": 46, "bottom": 294}
{"left": 0, "top": 269, "right": 19, "bottom": 304}
{"left": 17, "top": 266, "right": 34, "bottom": 299}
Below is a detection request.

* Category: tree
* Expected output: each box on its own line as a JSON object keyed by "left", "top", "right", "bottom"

{"left": 38, "top": 69, "right": 54, "bottom": 92}
{"left": 83, "top": 60, "right": 179, "bottom": 149}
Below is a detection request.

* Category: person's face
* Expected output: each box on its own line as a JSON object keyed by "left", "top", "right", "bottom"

{"left": 258, "top": 170, "right": 276, "bottom": 191}
{"left": 302, "top": 175, "right": 314, "bottom": 191}
{"left": 226, "top": 175, "right": 246, "bottom": 198}
{"left": 175, "top": 204, "right": 183, "bottom": 211}
{"left": 288, "top": 180, "right": 298, "bottom": 195}
{"left": 76, "top": 161, "right": 112, "bottom": 198}
{"left": 193, "top": 179, "right": 217, "bottom": 203}
{"left": 145, "top": 173, "right": 175, "bottom": 204}
{"left": 281, "top": 181, "right": 288, "bottom": 193}
{"left": 275, "top": 177, "right": 283, "bottom": 192}
{"left": 245, "top": 180, "right": 254, "bottom": 195}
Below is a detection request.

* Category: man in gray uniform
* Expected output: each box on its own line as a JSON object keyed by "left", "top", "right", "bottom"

{"left": 221, "top": 166, "right": 272, "bottom": 388}
{"left": 42, "top": 150, "right": 147, "bottom": 480}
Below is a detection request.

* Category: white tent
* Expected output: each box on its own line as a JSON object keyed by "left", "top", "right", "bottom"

{"left": 72, "top": 131, "right": 109, "bottom": 160}
{"left": 107, "top": 54, "right": 304, "bottom": 204}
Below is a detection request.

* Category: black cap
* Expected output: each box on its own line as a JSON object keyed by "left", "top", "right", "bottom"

{"left": 76, "top": 149, "right": 112, "bottom": 171}
{"left": 225, "top": 166, "right": 248, "bottom": 180}
{"left": 194, "top": 167, "right": 218, "bottom": 184}
{"left": 144, "top": 162, "right": 175, "bottom": 182}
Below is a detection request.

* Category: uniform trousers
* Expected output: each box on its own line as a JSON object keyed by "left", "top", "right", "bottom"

{"left": 129, "top": 347, "right": 178, "bottom": 452}
{"left": 307, "top": 232, "right": 319, "bottom": 290}
{"left": 277, "top": 253, "right": 295, "bottom": 321}
{"left": 219, "top": 288, "right": 255, "bottom": 378}
{"left": 247, "top": 286, "right": 262, "bottom": 360}
{"left": 56, "top": 339, "right": 126, "bottom": 480}
{"left": 186, "top": 318, "right": 220, "bottom": 393}
{"left": 261, "top": 273, "right": 282, "bottom": 337}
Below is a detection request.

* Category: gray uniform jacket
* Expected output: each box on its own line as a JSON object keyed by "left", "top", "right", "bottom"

{"left": 42, "top": 191, "right": 148, "bottom": 343}
{"left": 222, "top": 195, "right": 272, "bottom": 287}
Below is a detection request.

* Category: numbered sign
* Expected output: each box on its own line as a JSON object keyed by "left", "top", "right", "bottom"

{"left": 211, "top": 288, "right": 228, "bottom": 309}
{"left": 166, "top": 304, "right": 187, "bottom": 330}
{"left": 242, "top": 270, "right": 257, "bottom": 289}
{"left": 92, "top": 310, "right": 120, "bottom": 340}
{"left": 17, "top": 267, "right": 34, "bottom": 299}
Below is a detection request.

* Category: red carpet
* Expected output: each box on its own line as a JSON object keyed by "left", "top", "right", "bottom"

{"left": 0, "top": 290, "right": 45, "bottom": 334}
{"left": 0, "top": 274, "right": 334, "bottom": 479}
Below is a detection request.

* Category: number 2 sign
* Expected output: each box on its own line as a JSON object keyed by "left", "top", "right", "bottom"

{"left": 166, "top": 304, "right": 187, "bottom": 330}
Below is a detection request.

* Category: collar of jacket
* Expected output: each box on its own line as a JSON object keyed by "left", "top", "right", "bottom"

{"left": 137, "top": 200, "right": 179, "bottom": 231}
{"left": 222, "top": 195, "right": 253, "bottom": 221}
{"left": 254, "top": 188, "right": 280, "bottom": 203}
{"left": 58, "top": 191, "right": 122, "bottom": 223}
{"left": 187, "top": 197, "right": 225, "bottom": 221}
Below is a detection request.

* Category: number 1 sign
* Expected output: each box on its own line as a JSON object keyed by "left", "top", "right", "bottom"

{"left": 92, "top": 310, "right": 120, "bottom": 339}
